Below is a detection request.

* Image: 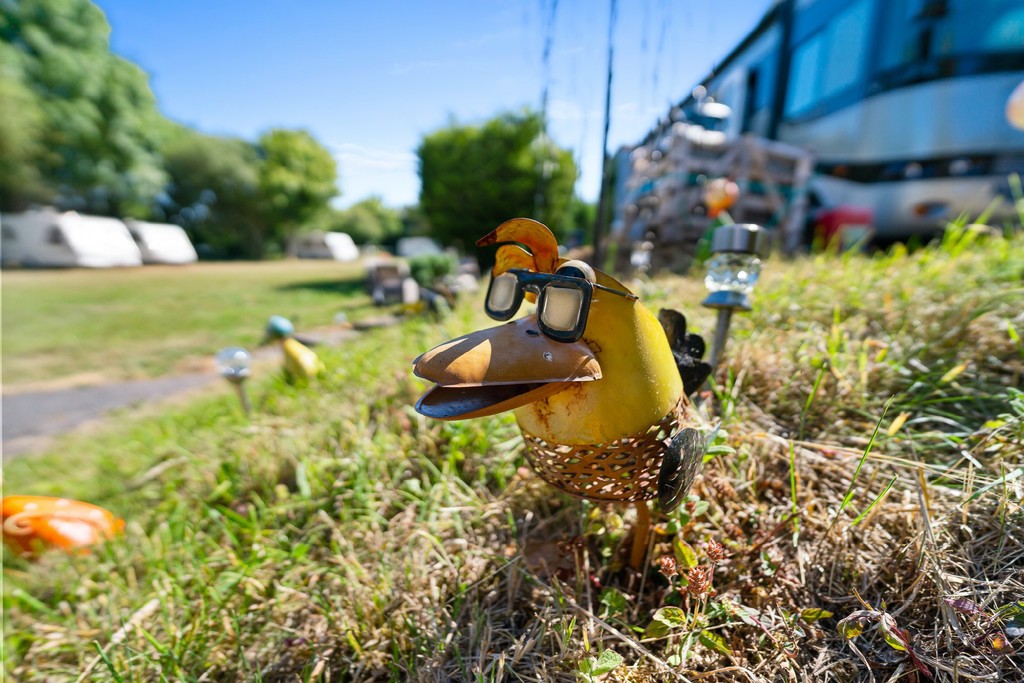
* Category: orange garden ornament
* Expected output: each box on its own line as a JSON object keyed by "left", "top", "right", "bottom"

{"left": 704, "top": 177, "right": 739, "bottom": 219}
{"left": 413, "top": 218, "right": 711, "bottom": 567}
{"left": 2, "top": 495, "right": 124, "bottom": 555}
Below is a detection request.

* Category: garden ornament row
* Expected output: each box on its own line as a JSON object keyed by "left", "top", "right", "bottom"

{"left": 412, "top": 218, "right": 711, "bottom": 568}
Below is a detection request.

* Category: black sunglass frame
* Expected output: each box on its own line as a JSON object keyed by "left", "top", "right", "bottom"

{"left": 484, "top": 268, "right": 637, "bottom": 343}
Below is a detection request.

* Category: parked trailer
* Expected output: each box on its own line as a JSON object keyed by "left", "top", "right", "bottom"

{"left": 1, "top": 208, "right": 142, "bottom": 268}
{"left": 289, "top": 230, "right": 359, "bottom": 261}
{"left": 124, "top": 219, "right": 198, "bottom": 265}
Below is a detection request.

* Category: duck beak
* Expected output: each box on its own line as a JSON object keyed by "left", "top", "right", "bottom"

{"left": 413, "top": 316, "right": 601, "bottom": 420}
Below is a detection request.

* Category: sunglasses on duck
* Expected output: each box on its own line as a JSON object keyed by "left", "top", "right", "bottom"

{"left": 484, "top": 261, "right": 638, "bottom": 343}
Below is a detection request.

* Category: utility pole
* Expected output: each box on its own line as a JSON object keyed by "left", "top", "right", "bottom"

{"left": 592, "top": 0, "right": 616, "bottom": 269}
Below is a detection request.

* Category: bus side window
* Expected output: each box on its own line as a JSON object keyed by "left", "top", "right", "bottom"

{"left": 786, "top": 0, "right": 874, "bottom": 119}
{"left": 821, "top": 0, "right": 872, "bottom": 99}
{"left": 48, "top": 226, "right": 64, "bottom": 246}
{"left": 785, "top": 37, "right": 824, "bottom": 117}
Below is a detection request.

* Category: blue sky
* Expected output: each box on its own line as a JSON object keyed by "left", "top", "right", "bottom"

{"left": 96, "top": 0, "right": 774, "bottom": 209}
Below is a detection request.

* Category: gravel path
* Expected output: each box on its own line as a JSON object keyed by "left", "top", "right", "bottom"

{"left": 1, "top": 325, "right": 368, "bottom": 459}
{"left": 2, "top": 373, "right": 217, "bottom": 458}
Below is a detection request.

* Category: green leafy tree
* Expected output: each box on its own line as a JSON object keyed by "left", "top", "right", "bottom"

{"left": 0, "top": 43, "right": 49, "bottom": 209}
{"left": 332, "top": 196, "right": 403, "bottom": 246}
{"left": 564, "top": 195, "right": 596, "bottom": 245}
{"left": 162, "top": 129, "right": 265, "bottom": 259}
{"left": 417, "top": 110, "right": 577, "bottom": 260}
{"left": 1, "top": 0, "right": 168, "bottom": 215}
{"left": 399, "top": 204, "right": 430, "bottom": 237}
{"left": 257, "top": 129, "right": 339, "bottom": 252}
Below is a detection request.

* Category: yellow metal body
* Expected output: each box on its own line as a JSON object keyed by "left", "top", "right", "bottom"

{"left": 414, "top": 217, "right": 683, "bottom": 444}
{"left": 512, "top": 266, "right": 682, "bottom": 445}
{"left": 282, "top": 337, "right": 323, "bottom": 381}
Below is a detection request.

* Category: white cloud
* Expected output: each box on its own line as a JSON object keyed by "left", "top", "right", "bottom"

{"left": 547, "top": 98, "right": 600, "bottom": 123}
{"left": 331, "top": 143, "right": 418, "bottom": 172}
{"left": 329, "top": 143, "right": 419, "bottom": 208}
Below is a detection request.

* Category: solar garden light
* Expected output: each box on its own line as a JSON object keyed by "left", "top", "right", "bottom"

{"left": 215, "top": 346, "right": 252, "bottom": 416}
{"left": 702, "top": 223, "right": 768, "bottom": 369}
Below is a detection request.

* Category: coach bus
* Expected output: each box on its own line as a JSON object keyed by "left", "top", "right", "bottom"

{"left": 657, "top": 0, "right": 1024, "bottom": 240}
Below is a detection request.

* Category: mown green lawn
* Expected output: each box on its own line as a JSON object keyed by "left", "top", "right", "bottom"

{"left": 3, "top": 228, "right": 1023, "bottom": 682}
{"left": 2, "top": 260, "right": 372, "bottom": 387}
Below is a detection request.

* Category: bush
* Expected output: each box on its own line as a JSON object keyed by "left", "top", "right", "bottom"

{"left": 408, "top": 252, "right": 457, "bottom": 288}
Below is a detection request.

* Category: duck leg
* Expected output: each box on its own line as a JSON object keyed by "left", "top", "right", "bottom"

{"left": 629, "top": 501, "right": 651, "bottom": 569}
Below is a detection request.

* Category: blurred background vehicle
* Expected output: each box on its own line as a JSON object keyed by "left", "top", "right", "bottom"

{"left": 612, "top": 0, "right": 1024, "bottom": 257}
{"left": 288, "top": 230, "right": 359, "bottom": 261}
{"left": 125, "top": 219, "right": 199, "bottom": 265}
{"left": 1, "top": 208, "right": 143, "bottom": 268}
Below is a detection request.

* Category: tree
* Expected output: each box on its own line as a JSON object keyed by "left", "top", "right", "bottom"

{"left": 2, "top": 1, "right": 344, "bottom": 259}
{"left": 565, "top": 195, "right": 596, "bottom": 241}
{"left": 162, "top": 129, "right": 265, "bottom": 259}
{"left": 0, "top": 43, "right": 49, "bottom": 209}
{"left": 1, "top": 0, "right": 168, "bottom": 216}
{"left": 399, "top": 204, "right": 430, "bottom": 238}
{"left": 257, "top": 129, "right": 339, "bottom": 252}
{"left": 417, "top": 110, "right": 577, "bottom": 261}
{"left": 332, "top": 196, "right": 403, "bottom": 246}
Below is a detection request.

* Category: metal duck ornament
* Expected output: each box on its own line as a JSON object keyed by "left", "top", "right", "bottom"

{"left": 263, "top": 315, "right": 324, "bottom": 383}
{"left": 413, "top": 218, "right": 712, "bottom": 567}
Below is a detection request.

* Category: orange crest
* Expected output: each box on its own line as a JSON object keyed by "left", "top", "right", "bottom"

{"left": 2, "top": 495, "right": 124, "bottom": 556}
{"left": 477, "top": 218, "right": 559, "bottom": 276}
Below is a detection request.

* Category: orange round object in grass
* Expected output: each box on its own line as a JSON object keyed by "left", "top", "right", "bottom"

{"left": 1, "top": 495, "right": 124, "bottom": 555}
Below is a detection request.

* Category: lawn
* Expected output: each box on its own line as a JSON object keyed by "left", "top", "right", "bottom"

{"left": 2, "top": 260, "right": 372, "bottom": 388}
{"left": 3, "top": 227, "right": 1023, "bottom": 681}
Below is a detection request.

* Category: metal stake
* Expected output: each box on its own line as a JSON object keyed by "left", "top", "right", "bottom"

{"left": 709, "top": 308, "right": 733, "bottom": 369}
{"left": 233, "top": 381, "right": 252, "bottom": 417}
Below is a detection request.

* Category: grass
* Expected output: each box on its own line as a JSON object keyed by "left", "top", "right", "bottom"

{"left": 1, "top": 260, "right": 372, "bottom": 387}
{"left": 3, "top": 225, "right": 1023, "bottom": 681}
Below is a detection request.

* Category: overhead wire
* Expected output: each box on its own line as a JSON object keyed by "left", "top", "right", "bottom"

{"left": 535, "top": 0, "right": 560, "bottom": 218}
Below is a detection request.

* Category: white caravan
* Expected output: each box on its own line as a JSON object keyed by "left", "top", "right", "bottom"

{"left": 1, "top": 208, "right": 143, "bottom": 268}
{"left": 291, "top": 230, "right": 359, "bottom": 261}
{"left": 124, "top": 219, "right": 199, "bottom": 264}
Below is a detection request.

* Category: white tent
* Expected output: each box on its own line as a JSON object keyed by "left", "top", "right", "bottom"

{"left": 1, "top": 208, "right": 142, "bottom": 268}
{"left": 124, "top": 219, "right": 198, "bottom": 264}
{"left": 291, "top": 231, "right": 359, "bottom": 261}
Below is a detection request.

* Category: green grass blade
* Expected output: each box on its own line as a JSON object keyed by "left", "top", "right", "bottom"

{"left": 92, "top": 641, "right": 125, "bottom": 683}
{"left": 852, "top": 475, "right": 899, "bottom": 526}
{"left": 789, "top": 441, "right": 800, "bottom": 542}
{"left": 837, "top": 398, "right": 893, "bottom": 518}
{"left": 961, "top": 467, "right": 1024, "bottom": 506}
{"left": 799, "top": 364, "right": 829, "bottom": 440}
